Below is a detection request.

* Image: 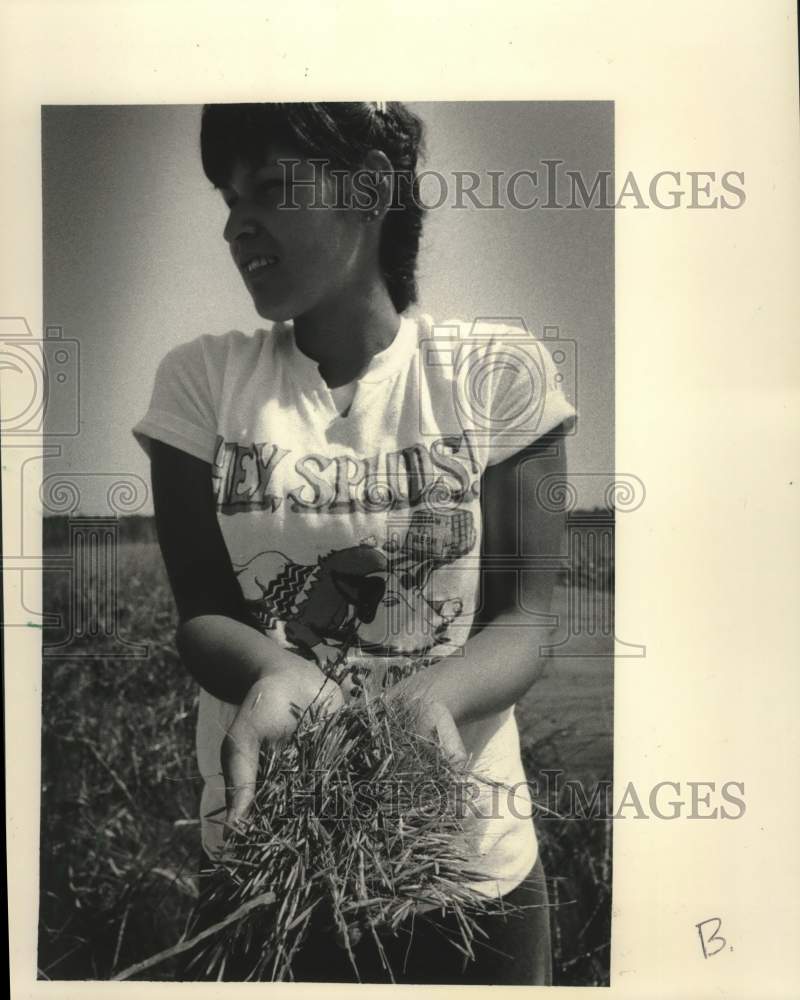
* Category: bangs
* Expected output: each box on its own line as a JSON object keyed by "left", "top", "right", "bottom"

{"left": 200, "top": 103, "right": 371, "bottom": 188}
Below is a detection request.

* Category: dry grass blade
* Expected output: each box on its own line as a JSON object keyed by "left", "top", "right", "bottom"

{"left": 110, "top": 888, "right": 276, "bottom": 980}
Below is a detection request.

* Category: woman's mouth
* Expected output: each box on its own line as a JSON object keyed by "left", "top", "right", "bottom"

{"left": 243, "top": 255, "right": 279, "bottom": 276}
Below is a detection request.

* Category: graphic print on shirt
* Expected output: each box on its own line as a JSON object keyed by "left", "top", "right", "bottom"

{"left": 214, "top": 429, "right": 482, "bottom": 693}
{"left": 234, "top": 507, "right": 476, "bottom": 686}
{"left": 211, "top": 431, "right": 483, "bottom": 515}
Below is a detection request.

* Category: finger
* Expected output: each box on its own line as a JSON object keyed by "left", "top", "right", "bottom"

{"left": 222, "top": 724, "right": 260, "bottom": 833}
{"left": 431, "top": 708, "right": 468, "bottom": 765}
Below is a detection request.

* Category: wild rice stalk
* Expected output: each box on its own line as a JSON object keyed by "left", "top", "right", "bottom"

{"left": 194, "top": 694, "right": 526, "bottom": 982}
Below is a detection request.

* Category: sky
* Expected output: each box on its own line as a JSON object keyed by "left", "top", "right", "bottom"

{"left": 41, "top": 102, "right": 613, "bottom": 516}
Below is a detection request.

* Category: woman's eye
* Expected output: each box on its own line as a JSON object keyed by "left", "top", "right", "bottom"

{"left": 257, "top": 180, "right": 283, "bottom": 198}
{"left": 220, "top": 180, "right": 291, "bottom": 210}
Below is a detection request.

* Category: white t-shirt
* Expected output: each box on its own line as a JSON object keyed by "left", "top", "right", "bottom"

{"left": 132, "top": 311, "right": 576, "bottom": 897}
{"left": 328, "top": 379, "right": 357, "bottom": 417}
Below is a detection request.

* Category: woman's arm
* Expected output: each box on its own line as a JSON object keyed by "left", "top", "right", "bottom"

{"left": 151, "top": 439, "right": 342, "bottom": 828}
{"left": 150, "top": 439, "right": 330, "bottom": 705}
{"left": 388, "top": 424, "right": 569, "bottom": 726}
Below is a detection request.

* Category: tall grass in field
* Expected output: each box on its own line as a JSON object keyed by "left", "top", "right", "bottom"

{"left": 38, "top": 537, "right": 611, "bottom": 984}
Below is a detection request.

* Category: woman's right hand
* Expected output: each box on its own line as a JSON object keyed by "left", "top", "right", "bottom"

{"left": 221, "top": 666, "right": 343, "bottom": 834}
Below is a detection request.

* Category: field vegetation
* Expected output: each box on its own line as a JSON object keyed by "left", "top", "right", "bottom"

{"left": 38, "top": 527, "right": 613, "bottom": 984}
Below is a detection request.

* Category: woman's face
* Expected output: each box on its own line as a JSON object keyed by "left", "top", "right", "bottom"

{"left": 220, "top": 139, "right": 371, "bottom": 321}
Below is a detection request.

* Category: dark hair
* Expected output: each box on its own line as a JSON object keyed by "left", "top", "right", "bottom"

{"left": 200, "top": 102, "right": 427, "bottom": 314}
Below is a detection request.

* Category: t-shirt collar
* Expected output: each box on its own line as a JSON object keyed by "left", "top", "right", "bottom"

{"left": 277, "top": 313, "right": 419, "bottom": 388}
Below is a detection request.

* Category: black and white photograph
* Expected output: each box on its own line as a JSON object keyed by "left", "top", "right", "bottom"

{"left": 3, "top": 3, "right": 799, "bottom": 998}
{"left": 37, "top": 100, "right": 613, "bottom": 984}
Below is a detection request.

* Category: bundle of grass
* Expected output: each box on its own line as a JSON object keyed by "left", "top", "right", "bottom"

{"left": 190, "top": 694, "right": 521, "bottom": 982}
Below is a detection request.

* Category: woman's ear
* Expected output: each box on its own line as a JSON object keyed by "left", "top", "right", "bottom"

{"left": 357, "top": 148, "right": 394, "bottom": 221}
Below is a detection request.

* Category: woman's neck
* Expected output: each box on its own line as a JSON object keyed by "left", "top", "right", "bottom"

{"left": 291, "top": 284, "right": 402, "bottom": 388}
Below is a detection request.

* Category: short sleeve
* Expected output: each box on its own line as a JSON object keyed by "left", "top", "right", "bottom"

{"left": 480, "top": 327, "right": 577, "bottom": 467}
{"left": 131, "top": 337, "right": 219, "bottom": 463}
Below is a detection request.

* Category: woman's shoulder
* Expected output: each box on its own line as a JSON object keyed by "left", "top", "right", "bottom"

{"left": 416, "top": 312, "right": 528, "bottom": 348}
{"left": 413, "top": 313, "right": 537, "bottom": 382}
{"left": 156, "top": 326, "right": 277, "bottom": 373}
{"left": 415, "top": 312, "right": 572, "bottom": 417}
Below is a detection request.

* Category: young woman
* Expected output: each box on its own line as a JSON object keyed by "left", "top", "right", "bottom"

{"left": 132, "top": 101, "right": 575, "bottom": 984}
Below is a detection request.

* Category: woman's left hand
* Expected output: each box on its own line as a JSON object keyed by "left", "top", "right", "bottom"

{"left": 382, "top": 679, "right": 468, "bottom": 765}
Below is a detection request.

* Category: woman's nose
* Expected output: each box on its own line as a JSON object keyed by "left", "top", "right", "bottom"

{"left": 223, "top": 204, "right": 261, "bottom": 245}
